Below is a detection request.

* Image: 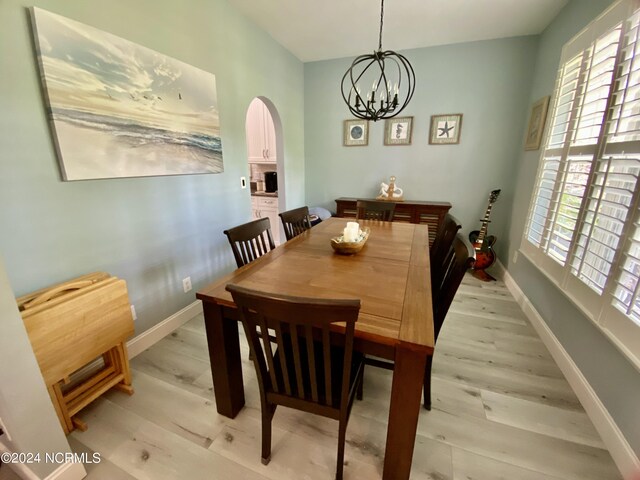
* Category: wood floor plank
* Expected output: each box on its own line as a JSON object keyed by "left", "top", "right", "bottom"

{"left": 104, "top": 370, "right": 227, "bottom": 448}
{"left": 451, "top": 448, "right": 565, "bottom": 480}
{"left": 480, "top": 390, "right": 605, "bottom": 449}
{"left": 416, "top": 408, "right": 620, "bottom": 480}
{"left": 72, "top": 399, "right": 270, "bottom": 480}
{"left": 130, "top": 341, "right": 215, "bottom": 400}
{"left": 66, "top": 273, "right": 621, "bottom": 480}
{"left": 433, "top": 353, "right": 583, "bottom": 410}
{"left": 181, "top": 314, "right": 206, "bottom": 335}
{"left": 209, "top": 414, "right": 382, "bottom": 480}
{"left": 434, "top": 338, "right": 565, "bottom": 379}
{"left": 449, "top": 296, "right": 529, "bottom": 325}
{"left": 67, "top": 436, "right": 137, "bottom": 480}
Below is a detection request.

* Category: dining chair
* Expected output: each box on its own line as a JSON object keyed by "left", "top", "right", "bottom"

{"left": 423, "top": 233, "right": 475, "bottom": 409}
{"left": 361, "top": 233, "right": 475, "bottom": 410}
{"left": 279, "top": 206, "right": 312, "bottom": 241}
{"left": 226, "top": 284, "right": 364, "bottom": 480}
{"left": 223, "top": 217, "right": 276, "bottom": 268}
{"left": 429, "top": 213, "right": 462, "bottom": 291}
{"left": 355, "top": 200, "right": 395, "bottom": 221}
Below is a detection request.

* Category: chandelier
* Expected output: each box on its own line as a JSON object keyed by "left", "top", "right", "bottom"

{"left": 340, "top": 0, "right": 415, "bottom": 121}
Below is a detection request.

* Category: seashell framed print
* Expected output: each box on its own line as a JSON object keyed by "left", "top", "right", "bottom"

{"left": 30, "top": 7, "right": 224, "bottom": 180}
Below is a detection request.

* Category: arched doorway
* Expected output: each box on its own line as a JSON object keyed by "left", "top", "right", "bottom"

{"left": 245, "top": 97, "right": 285, "bottom": 244}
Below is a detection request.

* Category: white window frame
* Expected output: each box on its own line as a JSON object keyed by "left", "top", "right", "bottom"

{"left": 521, "top": 0, "right": 640, "bottom": 372}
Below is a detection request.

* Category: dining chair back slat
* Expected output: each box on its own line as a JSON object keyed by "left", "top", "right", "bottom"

{"left": 356, "top": 200, "right": 396, "bottom": 221}
{"left": 224, "top": 217, "right": 276, "bottom": 268}
{"left": 279, "top": 206, "right": 312, "bottom": 241}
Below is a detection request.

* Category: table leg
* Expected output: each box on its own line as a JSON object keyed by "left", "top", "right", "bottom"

{"left": 382, "top": 344, "right": 428, "bottom": 480}
{"left": 203, "top": 302, "right": 245, "bottom": 418}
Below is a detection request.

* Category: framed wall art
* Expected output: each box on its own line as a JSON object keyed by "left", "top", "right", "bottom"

{"left": 30, "top": 7, "right": 224, "bottom": 181}
{"left": 429, "top": 114, "right": 463, "bottom": 145}
{"left": 384, "top": 116, "right": 413, "bottom": 145}
{"left": 524, "top": 96, "right": 550, "bottom": 151}
{"left": 343, "top": 119, "right": 369, "bottom": 146}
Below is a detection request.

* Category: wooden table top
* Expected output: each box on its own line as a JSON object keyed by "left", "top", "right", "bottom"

{"left": 196, "top": 217, "right": 434, "bottom": 352}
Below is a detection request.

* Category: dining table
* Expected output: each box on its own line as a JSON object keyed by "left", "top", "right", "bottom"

{"left": 196, "top": 216, "right": 434, "bottom": 480}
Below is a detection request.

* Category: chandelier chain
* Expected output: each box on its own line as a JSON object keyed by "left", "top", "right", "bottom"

{"left": 378, "top": 0, "right": 385, "bottom": 51}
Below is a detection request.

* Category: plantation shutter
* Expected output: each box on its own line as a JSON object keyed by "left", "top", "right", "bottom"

{"left": 522, "top": 0, "right": 640, "bottom": 369}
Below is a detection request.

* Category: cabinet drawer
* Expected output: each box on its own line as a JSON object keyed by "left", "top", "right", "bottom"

{"left": 257, "top": 197, "right": 278, "bottom": 208}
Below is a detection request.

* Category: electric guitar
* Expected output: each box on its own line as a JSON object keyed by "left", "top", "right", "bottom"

{"left": 469, "top": 189, "right": 501, "bottom": 272}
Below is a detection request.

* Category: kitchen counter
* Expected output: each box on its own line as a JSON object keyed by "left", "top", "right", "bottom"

{"left": 251, "top": 191, "right": 278, "bottom": 198}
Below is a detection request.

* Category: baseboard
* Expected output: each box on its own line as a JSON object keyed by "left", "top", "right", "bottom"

{"left": 44, "top": 461, "right": 86, "bottom": 480}
{"left": 126, "top": 301, "right": 203, "bottom": 358}
{"left": 499, "top": 265, "right": 640, "bottom": 479}
{"left": 0, "top": 439, "right": 86, "bottom": 480}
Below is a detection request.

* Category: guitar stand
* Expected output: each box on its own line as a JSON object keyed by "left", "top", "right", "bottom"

{"left": 471, "top": 269, "right": 496, "bottom": 282}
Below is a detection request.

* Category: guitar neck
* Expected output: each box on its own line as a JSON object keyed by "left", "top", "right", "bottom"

{"left": 475, "top": 204, "right": 494, "bottom": 244}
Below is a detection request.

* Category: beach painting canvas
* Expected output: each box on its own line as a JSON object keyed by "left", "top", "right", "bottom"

{"left": 30, "top": 8, "right": 223, "bottom": 181}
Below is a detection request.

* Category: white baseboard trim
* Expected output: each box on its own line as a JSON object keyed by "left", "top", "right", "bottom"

{"left": 126, "top": 301, "right": 203, "bottom": 358}
{"left": 499, "top": 265, "right": 640, "bottom": 479}
{"left": 44, "top": 461, "right": 86, "bottom": 480}
{"left": 0, "top": 440, "right": 86, "bottom": 480}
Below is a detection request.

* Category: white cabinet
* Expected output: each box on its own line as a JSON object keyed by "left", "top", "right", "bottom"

{"left": 251, "top": 196, "right": 280, "bottom": 244}
{"left": 246, "top": 100, "right": 276, "bottom": 163}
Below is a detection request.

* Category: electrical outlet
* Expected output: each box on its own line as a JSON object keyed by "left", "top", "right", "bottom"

{"left": 0, "top": 416, "right": 12, "bottom": 441}
{"left": 183, "top": 276, "right": 192, "bottom": 293}
{"left": 130, "top": 305, "right": 137, "bottom": 321}
{"left": 240, "top": 176, "right": 247, "bottom": 189}
{"left": 512, "top": 250, "right": 519, "bottom": 264}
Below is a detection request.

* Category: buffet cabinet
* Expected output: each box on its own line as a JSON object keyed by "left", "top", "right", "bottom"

{"left": 334, "top": 197, "right": 452, "bottom": 247}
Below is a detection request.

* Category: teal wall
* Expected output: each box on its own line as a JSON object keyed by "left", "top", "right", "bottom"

{"left": 0, "top": 0, "right": 305, "bottom": 335}
{"left": 505, "top": 0, "right": 640, "bottom": 457}
{"left": 304, "top": 36, "right": 539, "bottom": 254}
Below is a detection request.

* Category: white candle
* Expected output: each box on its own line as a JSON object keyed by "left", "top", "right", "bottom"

{"left": 344, "top": 222, "right": 360, "bottom": 242}
{"left": 343, "top": 227, "right": 356, "bottom": 242}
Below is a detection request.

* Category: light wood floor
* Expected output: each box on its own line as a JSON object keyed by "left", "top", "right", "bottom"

{"left": 68, "top": 274, "right": 622, "bottom": 480}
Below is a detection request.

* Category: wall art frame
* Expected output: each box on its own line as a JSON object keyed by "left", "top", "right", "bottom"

{"left": 384, "top": 116, "right": 413, "bottom": 145}
{"left": 429, "top": 114, "right": 463, "bottom": 145}
{"left": 524, "top": 96, "right": 550, "bottom": 151}
{"left": 30, "top": 7, "right": 224, "bottom": 181}
{"left": 343, "top": 119, "right": 369, "bottom": 146}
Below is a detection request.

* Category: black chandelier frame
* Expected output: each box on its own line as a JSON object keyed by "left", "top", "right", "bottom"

{"left": 340, "top": 0, "right": 416, "bottom": 121}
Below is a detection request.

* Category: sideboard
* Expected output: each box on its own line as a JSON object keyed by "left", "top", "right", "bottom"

{"left": 334, "top": 197, "right": 452, "bottom": 246}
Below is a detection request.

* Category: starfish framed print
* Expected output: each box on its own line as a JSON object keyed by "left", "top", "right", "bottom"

{"left": 429, "top": 114, "right": 463, "bottom": 145}
{"left": 384, "top": 116, "right": 413, "bottom": 145}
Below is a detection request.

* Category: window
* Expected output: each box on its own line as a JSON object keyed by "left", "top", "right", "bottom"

{"left": 522, "top": 0, "right": 640, "bottom": 369}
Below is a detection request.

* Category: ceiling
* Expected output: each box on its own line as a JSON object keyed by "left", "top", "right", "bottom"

{"left": 227, "top": 0, "right": 569, "bottom": 62}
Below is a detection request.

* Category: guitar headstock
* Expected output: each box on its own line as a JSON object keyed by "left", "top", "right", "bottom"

{"left": 489, "top": 189, "right": 501, "bottom": 204}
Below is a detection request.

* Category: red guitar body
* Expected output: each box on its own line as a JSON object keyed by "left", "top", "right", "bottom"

{"left": 469, "top": 232, "right": 497, "bottom": 270}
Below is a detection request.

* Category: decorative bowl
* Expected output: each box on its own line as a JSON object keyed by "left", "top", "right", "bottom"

{"left": 331, "top": 227, "right": 370, "bottom": 255}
